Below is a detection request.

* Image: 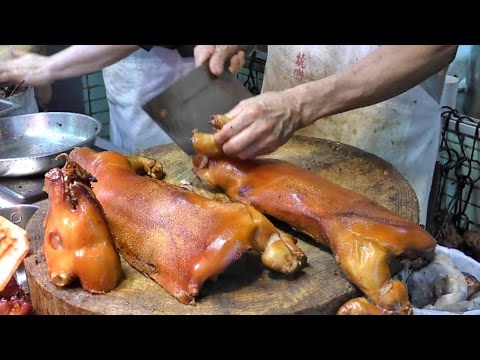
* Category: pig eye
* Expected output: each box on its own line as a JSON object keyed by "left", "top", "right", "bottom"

{"left": 48, "top": 232, "right": 62, "bottom": 250}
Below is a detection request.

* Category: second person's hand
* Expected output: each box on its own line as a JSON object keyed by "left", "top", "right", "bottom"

{"left": 194, "top": 45, "right": 245, "bottom": 76}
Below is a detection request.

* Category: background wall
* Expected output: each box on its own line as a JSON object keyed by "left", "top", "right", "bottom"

{"left": 45, "top": 45, "right": 85, "bottom": 114}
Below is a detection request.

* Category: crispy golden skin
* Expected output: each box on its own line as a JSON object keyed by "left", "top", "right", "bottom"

{"left": 70, "top": 147, "right": 306, "bottom": 305}
{"left": 192, "top": 115, "right": 436, "bottom": 314}
{"left": 43, "top": 157, "right": 122, "bottom": 293}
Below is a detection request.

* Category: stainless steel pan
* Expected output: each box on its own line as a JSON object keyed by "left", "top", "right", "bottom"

{"left": 0, "top": 112, "right": 101, "bottom": 177}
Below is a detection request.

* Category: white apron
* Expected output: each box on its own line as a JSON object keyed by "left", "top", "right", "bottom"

{"left": 102, "top": 47, "right": 195, "bottom": 153}
{"left": 262, "top": 45, "right": 448, "bottom": 225}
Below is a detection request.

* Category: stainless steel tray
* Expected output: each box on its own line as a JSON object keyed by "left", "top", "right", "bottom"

{"left": 0, "top": 112, "right": 102, "bottom": 177}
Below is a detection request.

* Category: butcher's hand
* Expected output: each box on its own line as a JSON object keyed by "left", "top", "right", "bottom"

{"left": 214, "top": 91, "right": 302, "bottom": 159}
{"left": 194, "top": 45, "right": 245, "bottom": 76}
{"left": 0, "top": 48, "right": 52, "bottom": 86}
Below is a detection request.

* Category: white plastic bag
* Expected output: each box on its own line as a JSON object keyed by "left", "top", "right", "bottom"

{"left": 1, "top": 87, "right": 39, "bottom": 117}
{"left": 413, "top": 245, "right": 480, "bottom": 315}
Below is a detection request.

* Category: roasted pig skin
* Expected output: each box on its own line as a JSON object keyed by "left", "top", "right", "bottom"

{"left": 192, "top": 139, "right": 436, "bottom": 314}
{"left": 43, "top": 158, "right": 122, "bottom": 293}
{"left": 70, "top": 147, "right": 306, "bottom": 305}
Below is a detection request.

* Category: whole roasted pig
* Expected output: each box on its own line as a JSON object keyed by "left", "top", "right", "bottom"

{"left": 192, "top": 115, "right": 437, "bottom": 315}
{"left": 69, "top": 147, "right": 306, "bottom": 305}
{"left": 43, "top": 156, "right": 122, "bottom": 293}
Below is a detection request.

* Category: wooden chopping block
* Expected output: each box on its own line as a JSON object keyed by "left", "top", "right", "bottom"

{"left": 24, "top": 136, "right": 419, "bottom": 315}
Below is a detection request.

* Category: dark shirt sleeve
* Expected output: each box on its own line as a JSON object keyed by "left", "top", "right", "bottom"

{"left": 139, "top": 45, "right": 194, "bottom": 57}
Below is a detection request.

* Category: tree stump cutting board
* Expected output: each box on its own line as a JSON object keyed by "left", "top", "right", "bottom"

{"left": 24, "top": 136, "right": 419, "bottom": 315}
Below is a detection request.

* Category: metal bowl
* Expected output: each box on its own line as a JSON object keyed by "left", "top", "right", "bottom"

{"left": 0, "top": 112, "right": 102, "bottom": 177}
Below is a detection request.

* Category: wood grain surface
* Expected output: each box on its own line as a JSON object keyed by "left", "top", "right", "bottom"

{"left": 24, "top": 136, "right": 418, "bottom": 314}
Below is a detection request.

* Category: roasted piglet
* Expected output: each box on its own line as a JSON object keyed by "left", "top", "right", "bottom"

{"left": 192, "top": 115, "right": 437, "bottom": 315}
{"left": 43, "top": 156, "right": 122, "bottom": 293}
{"left": 69, "top": 147, "right": 306, "bottom": 305}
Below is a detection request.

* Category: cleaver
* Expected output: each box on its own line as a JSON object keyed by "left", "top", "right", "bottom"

{"left": 143, "top": 62, "right": 253, "bottom": 155}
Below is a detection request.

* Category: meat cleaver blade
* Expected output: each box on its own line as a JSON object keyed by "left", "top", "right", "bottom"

{"left": 143, "top": 63, "right": 252, "bottom": 155}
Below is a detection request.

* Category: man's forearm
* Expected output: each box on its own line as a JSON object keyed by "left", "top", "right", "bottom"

{"left": 287, "top": 45, "right": 458, "bottom": 127}
{"left": 47, "top": 45, "right": 139, "bottom": 81}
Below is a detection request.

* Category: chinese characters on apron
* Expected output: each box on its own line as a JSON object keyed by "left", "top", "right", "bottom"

{"left": 262, "top": 45, "right": 448, "bottom": 225}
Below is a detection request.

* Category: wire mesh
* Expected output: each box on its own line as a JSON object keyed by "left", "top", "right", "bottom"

{"left": 237, "top": 50, "right": 266, "bottom": 95}
{"left": 431, "top": 106, "right": 480, "bottom": 259}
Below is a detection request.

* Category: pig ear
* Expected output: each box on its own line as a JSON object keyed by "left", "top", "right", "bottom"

{"left": 9, "top": 48, "right": 28, "bottom": 59}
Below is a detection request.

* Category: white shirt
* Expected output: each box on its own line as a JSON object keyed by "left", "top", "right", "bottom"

{"left": 102, "top": 46, "right": 195, "bottom": 153}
